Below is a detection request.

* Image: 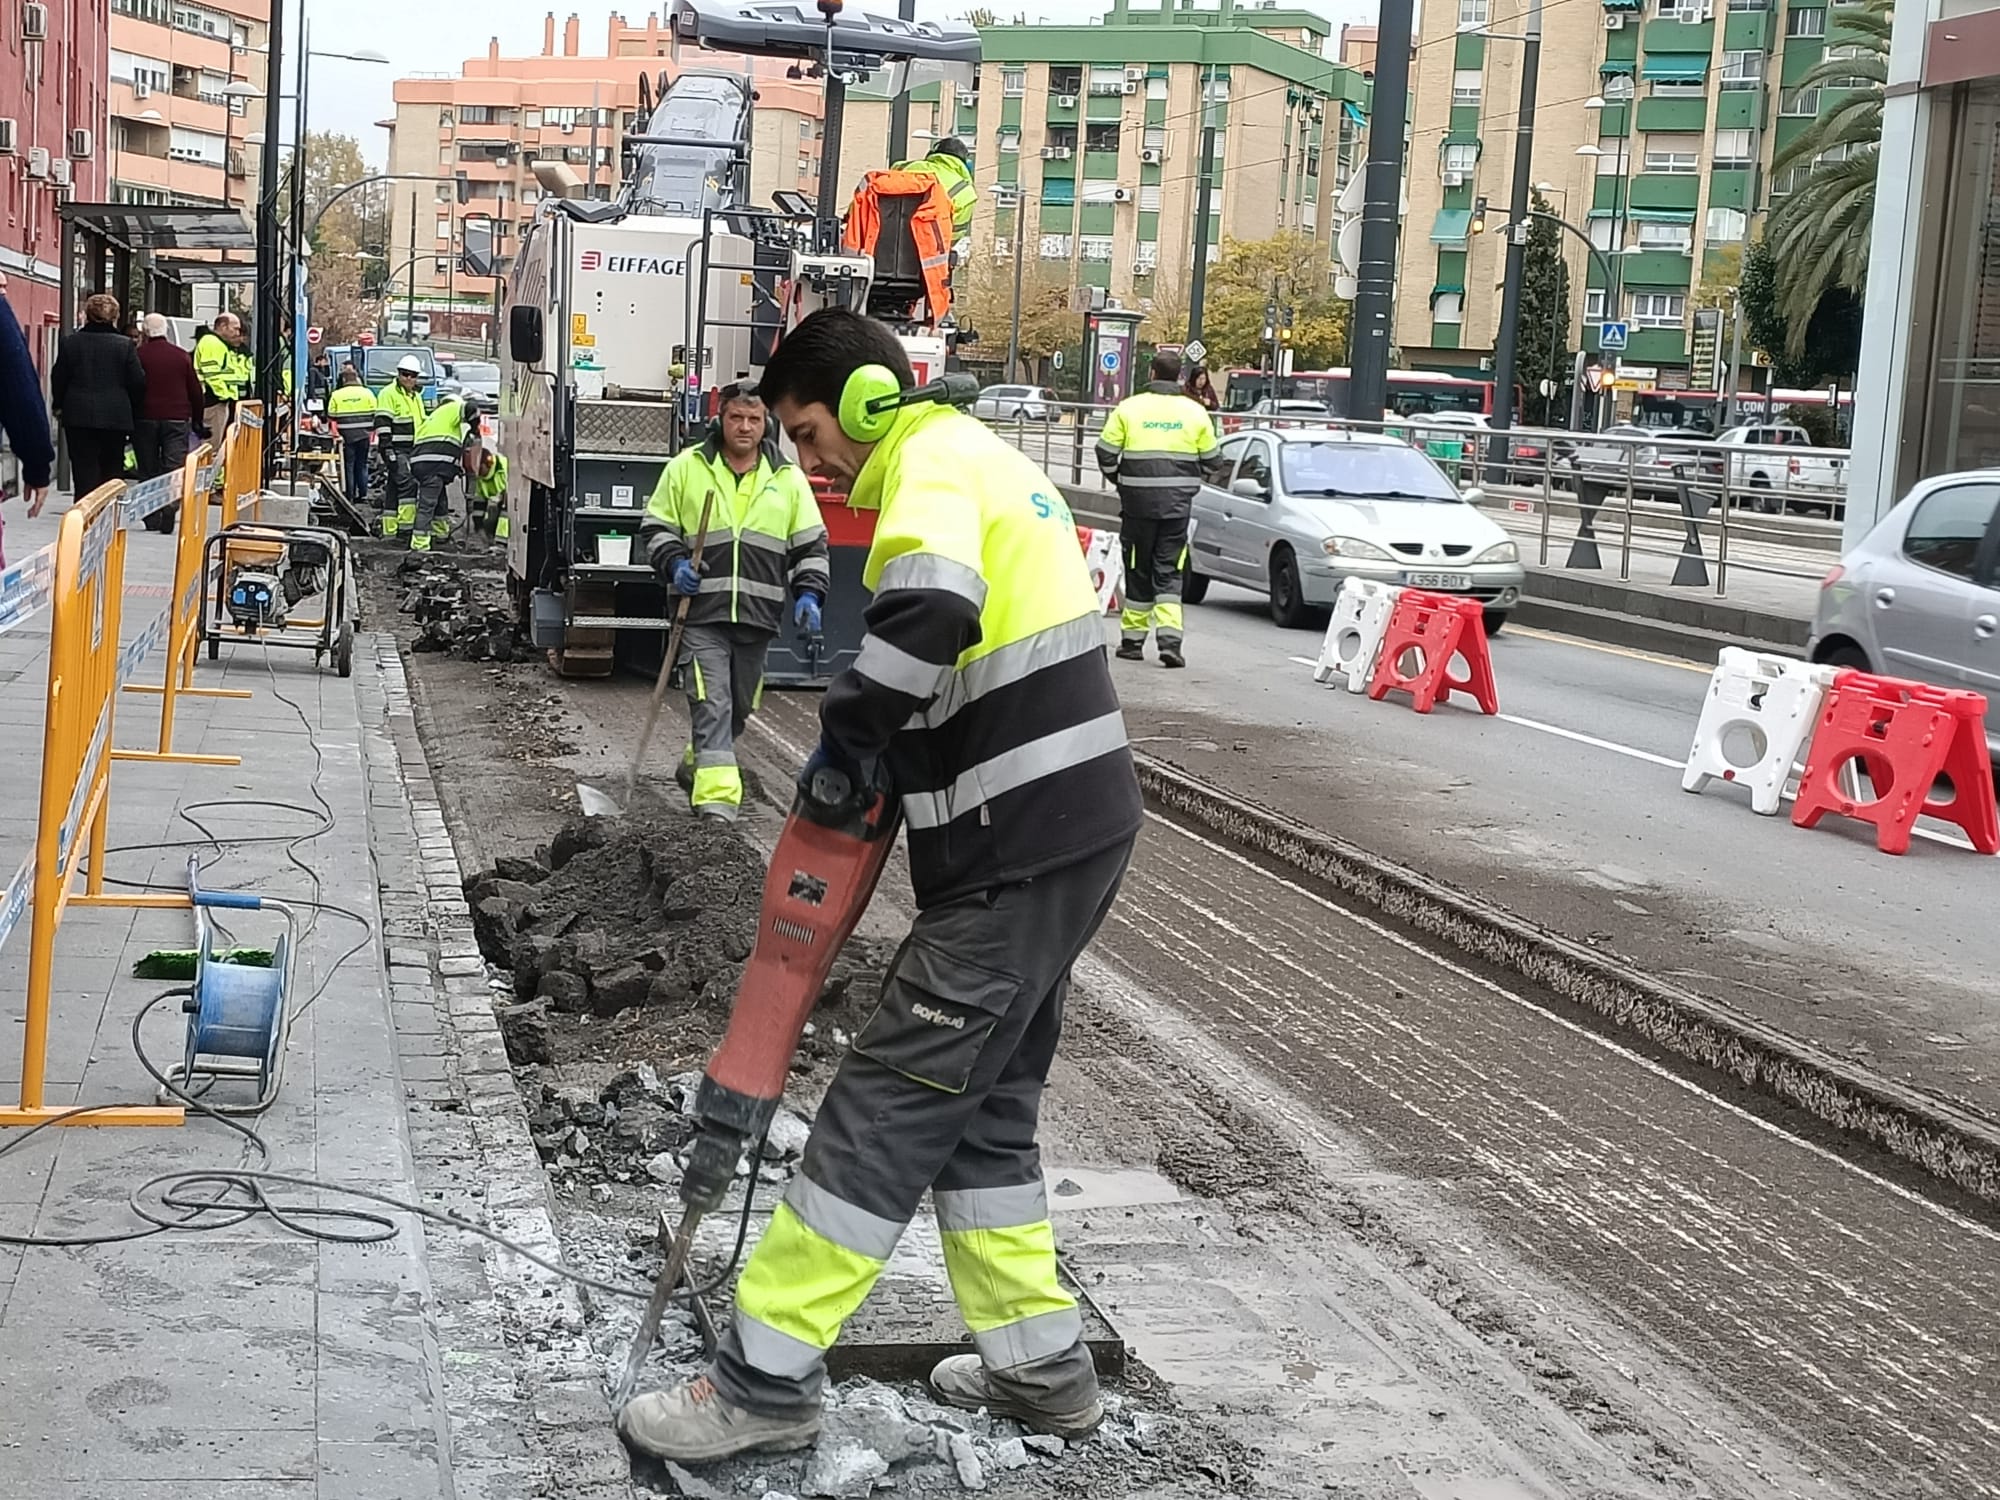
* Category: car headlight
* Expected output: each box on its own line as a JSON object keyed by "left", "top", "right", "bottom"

{"left": 1473, "top": 539, "right": 1519, "bottom": 564}
{"left": 1322, "top": 536, "right": 1394, "bottom": 560}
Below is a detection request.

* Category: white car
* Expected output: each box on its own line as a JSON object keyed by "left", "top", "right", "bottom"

{"left": 972, "top": 384, "right": 1056, "bottom": 422}
{"left": 1707, "top": 423, "right": 1846, "bottom": 516}
{"left": 1186, "top": 426, "right": 1527, "bottom": 630}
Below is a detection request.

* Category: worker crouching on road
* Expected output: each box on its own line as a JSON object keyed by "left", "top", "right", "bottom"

{"left": 377, "top": 355, "right": 429, "bottom": 537}
{"left": 1094, "top": 350, "right": 1222, "bottom": 668}
{"left": 617, "top": 310, "right": 1142, "bottom": 1465}
{"left": 326, "top": 364, "right": 378, "bottom": 505}
{"left": 469, "top": 440, "right": 509, "bottom": 539}
{"left": 405, "top": 394, "right": 483, "bottom": 551}
{"left": 639, "top": 383, "right": 828, "bottom": 821}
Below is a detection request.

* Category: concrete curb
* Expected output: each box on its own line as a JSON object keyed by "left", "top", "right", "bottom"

{"left": 1134, "top": 752, "right": 2000, "bottom": 1209}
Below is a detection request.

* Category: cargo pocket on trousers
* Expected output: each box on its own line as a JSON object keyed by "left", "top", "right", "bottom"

{"left": 853, "top": 941, "right": 1020, "bottom": 1095}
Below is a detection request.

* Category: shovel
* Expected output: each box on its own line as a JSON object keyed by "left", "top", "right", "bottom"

{"left": 577, "top": 490, "right": 715, "bottom": 818}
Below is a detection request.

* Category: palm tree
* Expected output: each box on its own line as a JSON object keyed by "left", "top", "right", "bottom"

{"left": 1764, "top": 0, "right": 1891, "bottom": 349}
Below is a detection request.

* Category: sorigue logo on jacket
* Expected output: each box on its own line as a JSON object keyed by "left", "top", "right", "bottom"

{"left": 579, "top": 249, "right": 687, "bottom": 275}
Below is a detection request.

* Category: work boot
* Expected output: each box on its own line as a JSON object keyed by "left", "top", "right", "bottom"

{"left": 409, "top": 532, "right": 431, "bottom": 553}
{"left": 1114, "top": 641, "right": 1145, "bottom": 662}
{"left": 675, "top": 753, "right": 696, "bottom": 794}
{"left": 618, "top": 1375, "right": 820, "bottom": 1464}
{"left": 380, "top": 515, "right": 400, "bottom": 538}
{"left": 1158, "top": 644, "right": 1185, "bottom": 669}
{"left": 927, "top": 1354, "right": 1103, "bottom": 1438}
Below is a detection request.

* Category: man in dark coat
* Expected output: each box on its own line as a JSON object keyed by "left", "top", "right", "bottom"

{"left": 0, "top": 273, "right": 56, "bottom": 563}
{"left": 50, "top": 293, "right": 146, "bottom": 499}
{"left": 133, "top": 313, "right": 206, "bottom": 532}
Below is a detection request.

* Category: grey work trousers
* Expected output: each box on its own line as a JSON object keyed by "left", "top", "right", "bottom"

{"left": 679, "top": 620, "right": 771, "bottom": 818}
{"left": 412, "top": 468, "right": 453, "bottom": 538}
{"left": 710, "top": 835, "right": 1136, "bottom": 1419}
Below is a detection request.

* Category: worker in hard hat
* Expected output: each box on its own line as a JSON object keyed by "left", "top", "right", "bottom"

{"left": 891, "top": 136, "right": 976, "bottom": 237}
{"left": 375, "top": 354, "right": 429, "bottom": 537}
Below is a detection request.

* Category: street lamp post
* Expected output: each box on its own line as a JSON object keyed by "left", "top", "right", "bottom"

{"left": 252, "top": 0, "right": 287, "bottom": 447}
{"left": 994, "top": 186, "right": 1027, "bottom": 384}
{"left": 1576, "top": 131, "right": 1633, "bottom": 428}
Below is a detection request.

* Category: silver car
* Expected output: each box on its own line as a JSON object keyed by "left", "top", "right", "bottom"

{"left": 1185, "top": 427, "right": 1527, "bottom": 631}
{"left": 972, "top": 384, "right": 1055, "bottom": 422}
{"left": 1810, "top": 471, "right": 2000, "bottom": 756}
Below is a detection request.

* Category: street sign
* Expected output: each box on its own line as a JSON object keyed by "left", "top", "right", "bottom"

{"left": 305, "top": 325, "right": 323, "bottom": 346}
{"left": 1184, "top": 339, "right": 1206, "bottom": 364}
{"left": 1100, "top": 350, "right": 1120, "bottom": 373}
{"left": 357, "top": 329, "right": 376, "bottom": 347}
{"left": 1599, "top": 321, "right": 1629, "bottom": 352}
{"left": 1583, "top": 367, "right": 1605, "bottom": 393}
{"left": 1051, "top": 350, "right": 1064, "bottom": 370}
{"left": 1608, "top": 377, "right": 1653, "bottom": 392}
{"left": 1538, "top": 378, "right": 1556, "bottom": 398}
{"left": 1617, "top": 364, "right": 1659, "bottom": 380}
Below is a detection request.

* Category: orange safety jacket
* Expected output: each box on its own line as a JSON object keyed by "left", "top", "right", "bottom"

{"left": 842, "top": 169, "right": 956, "bottom": 323}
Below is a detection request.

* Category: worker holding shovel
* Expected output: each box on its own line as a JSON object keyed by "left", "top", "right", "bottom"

{"left": 641, "top": 382, "right": 829, "bottom": 820}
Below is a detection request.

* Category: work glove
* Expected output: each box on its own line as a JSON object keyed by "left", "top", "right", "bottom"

{"left": 793, "top": 593, "right": 823, "bottom": 633}
{"left": 670, "top": 558, "right": 702, "bottom": 596}
{"left": 798, "top": 738, "right": 866, "bottom": 815}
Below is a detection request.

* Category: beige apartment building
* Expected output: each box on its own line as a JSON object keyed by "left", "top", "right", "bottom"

{"left": 107, "top": 0, "right": 269, "bottom": 208}
{"left": 383, "top": 12, "right": 824, "bottom": 318}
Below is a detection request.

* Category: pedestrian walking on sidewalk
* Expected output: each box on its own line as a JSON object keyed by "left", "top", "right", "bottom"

{"left": 1094, "top": 350, "right": 1222, "bottom": 669}
{"left": 639, "top": 382, "right": 828, "bottom": 820}
{"left": 133, "top": 313, "right": 205, "bottom": 532}
{"left": 327, "top": 364, "right": 378, "bottom": 504}
{"left": 0, "top": 274, "right": 56, "bottom": 566}
{"left": 405, "top": 394, "right": 482, "bottom": 551}
{"left": 617, "top": 310, "right": 1142, "bottom": 1466}
{"left": 51, "top": 293, "right": 146, "bottom": 502}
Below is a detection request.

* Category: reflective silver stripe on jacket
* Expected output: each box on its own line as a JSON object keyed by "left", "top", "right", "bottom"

{"left": 856, "top": 635, "right": 952, "bottom": 700}
{"left": 698, "top": 577, "right": 787, "bottom": 603}
{"left": 878, "top": 552, "right": 988, "bottom": 610}
{"left": 900, "top": 710, "right": 1128, "bottom": 830}
{"left": 733, "top": 1308, "right": 826, "bottom": 1375}
{"left": 907, "top": 613, "right": 1104, "bottom": 731}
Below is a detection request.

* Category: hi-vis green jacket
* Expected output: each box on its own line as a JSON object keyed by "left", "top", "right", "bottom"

{"left": 1094, "top": 381, "right": 1221, "bottom": 521}
{"left": 640, "top": 439, "right": 829, "bottom": 634}
{"left": 826, "top": 402, "right": 1142, "bottom": 907}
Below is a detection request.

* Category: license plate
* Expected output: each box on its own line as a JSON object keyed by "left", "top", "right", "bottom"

{"left": 1404, "top": 571, "right": 1471, "bottom": 590}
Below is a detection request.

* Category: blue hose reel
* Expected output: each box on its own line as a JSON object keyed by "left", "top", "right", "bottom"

{"left": 176, "top": 856, "right": 299, "bottom": 1110}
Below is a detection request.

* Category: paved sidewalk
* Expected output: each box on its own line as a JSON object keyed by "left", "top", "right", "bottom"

{"left": 0, "top": 498, "right": 631, "bottom": 1498}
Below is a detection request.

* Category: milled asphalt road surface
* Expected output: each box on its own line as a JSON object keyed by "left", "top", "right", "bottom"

{"left": 1103, "top": 582, "right": 1998, "bottom": 1123}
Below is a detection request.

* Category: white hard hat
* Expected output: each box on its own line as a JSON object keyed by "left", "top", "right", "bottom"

{"left": 396, "top": 355, "right": 425, "bottom": 375}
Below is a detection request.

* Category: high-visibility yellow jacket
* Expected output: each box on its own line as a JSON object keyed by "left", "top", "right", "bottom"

{"left": 194, "top": 332, "right": 243, "bottom": 401}
{"left": 1094, "top": 382, "right": 1221, "bottom": 521}
{"left": 891, "top": 150, "right": 976, "bottom": 235}
{"left": 327, "top": 382, "right": 377, "bottom": 443}
{"left": 828, "top": 402, "right": 1142, "bottom": 906}
{"left": 640, "top": 439, "right": 829, "bottom": 634}
{"left": 375, "top": 383, "right": 427, "bottom": 453}
{"left": 475, "top": 452, "right": 508, "bottom": 504}
{"left": 410, "top": 397, "right": 471, "bottom": 479}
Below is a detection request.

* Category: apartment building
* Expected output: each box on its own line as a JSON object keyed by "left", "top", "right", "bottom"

{"left": 106, "top": 0, "right": 269, "bottom": 210}
{"left": 1401, "top": 0, "right": 1857, "bottom": 396}
{"left": 959, "top": 1, "right": 1371, "bottom": 317}
{"left": 1, "top": 0, "right": 111, "bottom": 337}
{"left": 383, "top": 12, "right": 820, "bottom": 320}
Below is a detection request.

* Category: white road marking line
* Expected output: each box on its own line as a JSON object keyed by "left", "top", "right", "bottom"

{"left": 1146, "top": 810, "right": 2000, "bottom": 1247}
{"left": 1506, "top": 623, "right": 1713, "bottom": 674}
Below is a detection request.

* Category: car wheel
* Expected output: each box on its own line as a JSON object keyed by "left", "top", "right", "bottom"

{"left": 1268, "top": 548, "right": 1313, "bottom": 629}
{"left": 1819, "top": 642, "right": 1871, "bottom": 672}
{"left": 1182, "top": 569, "right": 1210, "bottom": 605}
{"left": 1751, "top": 477, "right": 1780, "bottom": 514}
{"left": 1482, "top": 609, "right": 1508, "bottom": 637}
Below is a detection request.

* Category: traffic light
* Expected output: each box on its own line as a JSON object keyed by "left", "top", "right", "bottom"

{"left": 1471, "top": 196, "right": 1489, "bottom": 235}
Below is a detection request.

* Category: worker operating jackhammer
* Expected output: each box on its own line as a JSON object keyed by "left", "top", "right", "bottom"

{"left": 617, "top": 309, "right": 1143, "bottom": 1464}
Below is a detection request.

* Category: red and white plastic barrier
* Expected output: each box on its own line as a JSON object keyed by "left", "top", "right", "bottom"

{"left": 1314, "top": 578, "right": 1401, "bottom": 693}
{"left": 1680, "top": 649, "right": 1838, "bottom": 815}
{"left": 1075, "top": 526, "right": 1124, "bottom": 616}
{"left": 1366, "top": 590, "right": 1500, "bottom": 716}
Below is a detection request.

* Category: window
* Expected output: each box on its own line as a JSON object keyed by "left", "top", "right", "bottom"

{"left": 1771, "top": 164, "right": 1809, "bottom": 196}
{"left": 166, "top": 126, "right": 225, "bottom": 164}
{"left": 1135, "top": 241, "right": 1158, "bottom": 273}
{"left": 1234, "top": 437, "right": 1273, "bottom": 494}
{"left": 1080, "top": 235, "right": 1114, "bottom": 262}
{"left": 1728, "top": 0, "right": 1768, "bottom": 10}
{"left": 1816, "top": 141, "right": 1856, "bottom": 166}
{"left": 1781, "top": 85, "right": 1821, "bottom": 116}
{"left": 1041, "top": 177, "right": 1075, "bottom": 206}
{"left": 1786, "top": 5, "right": 1826, "bottom": 35}
{"left": 1038, "top": 233, "right": 1071, "bottom": 259}
{"left": 1047, "top": 66, "right": 1082, "bottom": 95}
{"left": 1603, "top": 73, "right": 1637, "bottom": 101}
{"left": 1590, "top": 217, "right": 1618, "bottom": 250}
{"left": 1705, "top": 206, "right": 1748, "bottom": 242}
{"left": 1433, "top": 291, "right": 1465, "bottom": 324}
{"left": 436, "top": 217, "right": 452, "bottom": 241}
{"left": 1595, "top": 145, "right": 1628, "bottom": 175}
{"left": 460, "top": 106, "right": 492, "bottom": 125}
{"left": 1636, "top": 220, "right": 1692, "bottom": 251}
{"left": 1139, "top": 183, "right": 1162, "bottom": 211}
{"left": 524, "top": 109, "right": 542, "bottom": 128}
{"left": 1147, "top": 75, "right": 1168, "bottom": 100}
{"left": 1142, "top": 125, "right": 1166, "bottom": 152}
{"left": 1721, "top": 51, "right": 1765, "bottom": 88}
{"left": 1656, "top": 0, "right": 1712, "bottom": 18}
{"left": 1203, "top": 70, "right": 1231, "bottom": 102}
{"left": 1823, "top": 45, "right": 1869, "bottom": 87}
{"left": 998, "top": 129, "right": 1020, "bottom": 153}
{"left": 1459, "top": 0, "right": 1489, "bottom": 26}
{"left": 1452, "top": 70, "right": 1483, "bottom": 107}
{"left": 1713, "top": 128, "right": 1755, "bottom": 167}
{"left": 1630, "top": 291, "right": 1686, "bottom": 328}
{"left": 1902, "top": 484, "right": 2000, "bottom": 578}
{"left": 1650, "top": 77, "right": 1707, "bottom": 96}
{"left": 1443, "top": 142, "right": 1478, "bottom": 174}
{"left": 1584, "top": 288, "right": 1607, "bottom": 319}
{"left": 1643, "top": 132, "right": 1702, "bottom": 172}
{"left": 1082, "top": 181, "right": 1124, "bottom": 203}
{"left": 1087, "top": 64, "right": 1124, "bottom": 94}
{"left": 1085, "top": 123, "right": 1121, "bottom": 153}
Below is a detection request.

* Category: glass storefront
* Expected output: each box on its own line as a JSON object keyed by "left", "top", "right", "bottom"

{"left": 1919, "top": 80, "right": 2000, "bottom": 474}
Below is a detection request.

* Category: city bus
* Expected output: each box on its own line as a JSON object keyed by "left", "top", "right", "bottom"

{"left": 1218, "top": 367, "right": 1503, "bottom": 417}
{"left": 1630, "top": 386, "right": 1854, "bottom": 433}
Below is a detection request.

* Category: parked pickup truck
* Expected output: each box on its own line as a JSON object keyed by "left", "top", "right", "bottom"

{"left": 1706, "top": 423, "right": 1846, "bottom": 516}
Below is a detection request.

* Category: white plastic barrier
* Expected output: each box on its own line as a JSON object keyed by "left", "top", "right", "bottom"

{"left": 1681, "top": 648, "right": 1840, "bottom": 814}
{"left": 1079, "top": 527, "right": 1124, "bottom": 616}
{"left": 1314, "top": 578, "right": 1402, "bottom": 692}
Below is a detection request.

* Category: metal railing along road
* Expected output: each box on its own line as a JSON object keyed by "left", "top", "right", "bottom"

{"left": 990, "top": 401, "right": 1849, "bottom": 602}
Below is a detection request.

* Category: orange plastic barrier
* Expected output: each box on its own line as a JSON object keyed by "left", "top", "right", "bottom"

{"left": 1365, "top": 590, "right": 1499, "bottom": 716}
{"left": 1790, "top": 671, "right": 2000, "bottom": 856}
{"left": 114, "top": 444, "right": 252, "bottom": 766}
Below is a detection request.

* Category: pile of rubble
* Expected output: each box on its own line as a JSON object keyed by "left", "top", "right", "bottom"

{"left": 391, "top": 552, "right": 534, "bottom": 662}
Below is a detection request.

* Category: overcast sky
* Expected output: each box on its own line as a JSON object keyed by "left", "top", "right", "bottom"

{"left": 298, "top": 0, "right": 1374, "bottom": 165}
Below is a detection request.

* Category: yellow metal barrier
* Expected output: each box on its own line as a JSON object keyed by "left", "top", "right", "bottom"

{"left": 114, "top": 444, "right": 253, "bottom": 766}
{"left": 219, "top": 402, "right": 264, "bottom": 530}
{"left": 6, "top": 480, "right": 185, "bottom": 1128}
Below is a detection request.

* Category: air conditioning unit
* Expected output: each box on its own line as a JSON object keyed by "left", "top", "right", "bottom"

{"left": 1133, "top": 260, "right": 1155, "bottom": 274}
{"left": 1055, "top": 93, "right": 1077, "bottom": 108}
{"left": 0, "top": 120, "right": 15, "bottom": 156}
{"left": 69, "top": 128, "right": 92, "bottom": 160}
{"left": 1140, "top": 147, "right": 1165, "bottom": 166}
{"left": 1041, "top": 145, "right": 1072, "bottom": 160}
{"left": 560, "top": 120, "right": 574, "bottom": 133}
{"left": 1604, "top": 13, "right": 1624, "bottom": 28}
{"left": 1125, "top": 67, "right": 1145, "bottom": 82}
{"left": 1121, "top": 82, "right": 1137, "bottom": 94}
{"left": 1112, "top": 186, "right": 1133, "bottom": 202}
{"left": 26, "top": 146, "right": 50, "bottom": 178}
{"left": 48, "top": 158, "right": 70, "bottom": 187}
{"left": 1442, "top": 169, "right": 1465, "bottom": 187}
{"left": 22, "top": 2, "right": 48, "bottom": 40}
{"left": 132, "top": 80, "right": 150, "bottom": 99}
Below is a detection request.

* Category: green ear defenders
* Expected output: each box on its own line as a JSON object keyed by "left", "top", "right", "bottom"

{"left": 837, "top": 363, "right": 905, "bottom": 443}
